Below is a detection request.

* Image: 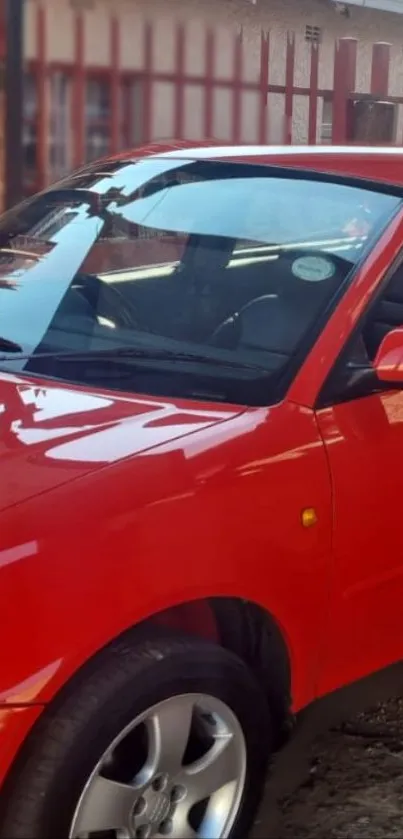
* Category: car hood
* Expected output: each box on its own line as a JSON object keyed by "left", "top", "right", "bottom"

{"left": 0, "top": 372, "right": 243, "bottom": 512}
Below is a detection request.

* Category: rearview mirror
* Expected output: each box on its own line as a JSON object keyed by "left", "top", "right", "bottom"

{"left": 374, "top": 328, "right": 403, "bottom": 384}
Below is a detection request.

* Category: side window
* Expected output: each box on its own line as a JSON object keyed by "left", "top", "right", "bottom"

{"left": 362, "top": 263, "right": 403, "bottom": 361}
{"left": 319, "top": 260, "right": 403, "bottom": 407}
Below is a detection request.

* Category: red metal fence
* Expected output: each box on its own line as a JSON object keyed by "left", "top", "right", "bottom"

{"left": 14, "top": 10, "right": 403, "bottom": 194}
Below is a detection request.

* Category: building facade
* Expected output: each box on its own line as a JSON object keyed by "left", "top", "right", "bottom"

{"left": 9, "top": 0, "right": 403, "bottom": 193}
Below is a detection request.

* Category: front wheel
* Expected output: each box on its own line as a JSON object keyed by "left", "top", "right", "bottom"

{"left": 0, "top": 635, "right": 272, "bottom": 839}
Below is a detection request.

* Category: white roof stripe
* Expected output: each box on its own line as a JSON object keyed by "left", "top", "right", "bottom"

{"left": 153, "top": 144, "right": 403, "bottom": 160}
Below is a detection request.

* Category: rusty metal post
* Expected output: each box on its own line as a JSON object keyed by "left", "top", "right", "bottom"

{"left": 5, "top": 0, "right": 24, "bottom": 208}
{"left": 332, "top": 37, "right": 357, "bottom": 144}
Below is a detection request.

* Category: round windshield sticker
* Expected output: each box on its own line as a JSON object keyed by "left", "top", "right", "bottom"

{"left": 291, "top": 255, "right": 335, "bottom": 283}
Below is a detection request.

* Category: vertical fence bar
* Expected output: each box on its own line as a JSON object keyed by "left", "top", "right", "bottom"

{"left": 110, "top": 16, "right": 120, "bottom": 154}
{"left": 258, "top": 30, "right": 269, "bottom": 143}
{"left": 36, "top": 4, "right": 47, "bottom": 190}
{"left": 284, "top": 32, "right": 295, "bottom": 144}
{"left": 232, "top": 29, "right": 243, "bottom": 143}
{"left": 72, "top": 13, "right": 85, "bottom": 168}
{"left": 204, "top": 27, "right": 214, "bottom": 138}
{"left": 5, "top": 0, "right": 24, "bottom": 207}
{"left": 174, "top": 22, "right": 185, "bottom": 139}
{"left": 143, "top": 21, "right": 153, "bottom": 142}
{"left": 125, "top": 81, "right": 132, "bottom": 149}
{"left": 308, "top": 40, "right": 319, "bottom": 144}
{"left": 370, "top": 41, "right": 391, "bottom": 97}
{"left": 332, "top": 37, "right": 357, "bottom": 144}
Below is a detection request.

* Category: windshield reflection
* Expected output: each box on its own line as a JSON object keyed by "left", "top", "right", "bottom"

{"left": 0, "top": 157, "right": 398, "bottom": 407}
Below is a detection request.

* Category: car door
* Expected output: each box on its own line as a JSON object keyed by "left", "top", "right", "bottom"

{"left": 313, "top": 252, "right": 403, "bottom": 697}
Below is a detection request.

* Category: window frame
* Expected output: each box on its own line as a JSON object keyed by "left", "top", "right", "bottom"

{"left": 316, "top": 246, "right": 403, "bottom": 410}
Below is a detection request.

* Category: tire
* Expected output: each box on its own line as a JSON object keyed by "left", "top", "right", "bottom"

{"left": 0, "top": 634, "right": 273, "bottom": 839}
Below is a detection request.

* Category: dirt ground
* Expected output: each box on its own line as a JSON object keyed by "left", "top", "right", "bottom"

{"left": 254, "top": 698, "right": 403, "bottom": 838}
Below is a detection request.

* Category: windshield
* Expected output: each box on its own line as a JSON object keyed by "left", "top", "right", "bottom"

{"left": 0, "top": 157, "right": 399, "bottom": 406}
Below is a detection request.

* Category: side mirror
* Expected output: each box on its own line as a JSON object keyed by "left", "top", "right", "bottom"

{"left": 374, "top": 328, "right": 403, "bottom": 384}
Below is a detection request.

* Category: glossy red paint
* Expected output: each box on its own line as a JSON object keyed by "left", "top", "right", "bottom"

{"left": 315, "top": 388, "right": 403, "bottom": 695}
{"left": 0, "top": 372, "right": 242, "bottom": 512}
{"left": 0, "top": 383, "right": 332, "bottom": 711}
{"left": 373, "top": 329, "right": 403, "bottom": 382}
{"left": 2, "top": 145, "right": 403, "bottom": 795}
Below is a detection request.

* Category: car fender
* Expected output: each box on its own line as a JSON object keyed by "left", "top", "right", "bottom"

{"left": 1, "top": 401, "right": 333, "bottom": 713}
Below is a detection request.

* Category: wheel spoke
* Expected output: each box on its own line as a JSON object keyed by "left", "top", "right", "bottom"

{"left": 149, "top": 695, "right": 195, "bottom": 776}
{"left": 170, "top": 809, "right": 198, "bottom": 839}
{"left": 181, "top": 733, "right": 239, "bottom": 805}
{"left": 70, "top": 774, "right": 138, "bottom": 836}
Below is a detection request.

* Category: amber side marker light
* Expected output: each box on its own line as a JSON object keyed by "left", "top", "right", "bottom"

{"left": 301, "top": 507, "right": 318, "bottom": 528}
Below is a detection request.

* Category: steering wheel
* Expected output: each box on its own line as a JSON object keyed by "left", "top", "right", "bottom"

{"left": 73, "top": 272, "right": 145, "bottom": 331}
{"left": 209, "top": 248, "right": 349, "bottom": 351}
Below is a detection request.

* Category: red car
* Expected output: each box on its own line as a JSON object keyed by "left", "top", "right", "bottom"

{"left": 2, "top": 142, "right": 403, "bottom": 839}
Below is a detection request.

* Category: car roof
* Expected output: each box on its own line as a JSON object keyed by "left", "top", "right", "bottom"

{"left": 106, "top": 141, "right": 403, "bottom": 186}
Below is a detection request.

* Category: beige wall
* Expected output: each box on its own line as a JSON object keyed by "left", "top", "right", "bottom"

{"left": 23, "top": 0, "right": 403, "bottom": 146}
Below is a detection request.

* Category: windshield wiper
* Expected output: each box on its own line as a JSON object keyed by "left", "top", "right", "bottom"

{"left": 54, "top": 347, "right": 269, "bottom": 372}
{"left": 0, "top": 345, "right": 268, "bottom": 372}
{"left": 0, "top": 345, "right": 273, "bottom": 376}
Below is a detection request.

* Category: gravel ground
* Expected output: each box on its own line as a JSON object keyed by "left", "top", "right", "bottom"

{"left": 254, "top": 698, "right": 403, "bottom": 838}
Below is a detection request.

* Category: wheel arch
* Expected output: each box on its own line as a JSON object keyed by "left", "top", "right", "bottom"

{"left": 1, "top": 595, "right": 293, "bottom": 800}
{"left": 53, "top": 596, "right": 293, "bottom": 739}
